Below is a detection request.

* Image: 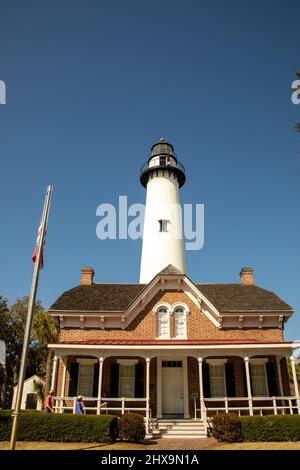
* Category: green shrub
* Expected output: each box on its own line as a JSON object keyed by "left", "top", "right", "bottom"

{"left": 240, "top": 415, "right": 300, "bottom": 442}
{"left": 118, "top": 413, "right": 145, "bottom": 442}
{"left": 212, "top": 413, "right": 242, "bottom": 442}
{"left": 0, "top": 410, "right": 118, "bottom": 443}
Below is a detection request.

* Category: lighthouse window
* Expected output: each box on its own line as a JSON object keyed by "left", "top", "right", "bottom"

{"left": 159, "top": 219, "right": 169, "bottom": 232}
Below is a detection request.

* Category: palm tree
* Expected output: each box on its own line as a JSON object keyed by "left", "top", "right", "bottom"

{"left": 33, "top": 378, "right": 45, "bottom": 405}
{"left": 32, "top": 311, "right": 58, "bottom": 396}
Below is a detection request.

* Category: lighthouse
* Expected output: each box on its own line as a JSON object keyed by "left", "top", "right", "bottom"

{"left": 139, "top": 138, "right": 186, "bottom": 283}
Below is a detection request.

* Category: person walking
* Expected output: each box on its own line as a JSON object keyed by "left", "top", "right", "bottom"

{"left": 74, "top": 395, "right": 85, "bottom": 414}
{"left": 44, "top": 390, "right": 54, "bottom": 413}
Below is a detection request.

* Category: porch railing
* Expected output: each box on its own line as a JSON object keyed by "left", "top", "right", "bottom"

{"left": 197, "top": 396, "right": 300, "bottom": 417}
{"left": 54, "top": 396, "right": 148, "bottom": 413}
{"left": 53, "top": 396, "right": 151, "bottom": 433}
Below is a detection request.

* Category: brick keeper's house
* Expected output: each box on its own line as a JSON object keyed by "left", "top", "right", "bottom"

{"left": 48, "top": 139, "right": 299, "bottom": 438}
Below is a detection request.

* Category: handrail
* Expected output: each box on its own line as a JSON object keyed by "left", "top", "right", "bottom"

{"left": 204, "top": 396, "right": 299, "bottom": 401}
{"left": 140, "top": 160, "right": 185, "bottom": 175}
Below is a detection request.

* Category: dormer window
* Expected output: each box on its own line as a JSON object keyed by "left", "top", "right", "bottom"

{"left": 174, "top": 307, "right": 187, "bottom": 338}
{"left": 157, "top": 307, "right": 170, "bottom": 339}
{"left": 159, "top": 219, "right": 169, "bottom": 232}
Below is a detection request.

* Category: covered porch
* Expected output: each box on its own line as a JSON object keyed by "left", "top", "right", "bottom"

{"left": 48, "top": 341, "right": 300, "bottom": 434}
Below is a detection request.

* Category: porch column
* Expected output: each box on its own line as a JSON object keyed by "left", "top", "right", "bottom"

{"left": 97, "top": 357, "right": 104, "bottom": 415}
{"left": 276, "top": 356, "right": 284, "bottom": 397}
{"left": 145, "top": 356, "right": 150, "bottom": 434}
{"left": 60, "top": 357, "right": 67, "bottom": 414}
{"left": 198, "top": 357, "right": 204, "bottom": 419}
{"left": 244, "top": 357, "right": 253, "bottom": 416}
{"left": 50, "top": 354, "right": 58, "bottom": 392}
{"left": 290, "top": 355, "right": 300, "bottom": 414}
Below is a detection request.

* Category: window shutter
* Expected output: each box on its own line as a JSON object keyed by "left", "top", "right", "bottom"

{"left": 266, "top": 362, "right": 278, "bottom": 396}
{"left": 225, "top": 363, "right": 236, "bottom": 397}
{"left": 93, "top": 362, "right": 99, "bottom": 397}
{"left": 135, "top": 363, "right": 145, "bottom": 398}
{"left": 203, "top": 362, "right": 210, "bottom": 398}
{"left": 110, "top": 363, "right": 119, "bottom": 397}
{"left": 68, "top": 363, "right": 79, "bottom": 396}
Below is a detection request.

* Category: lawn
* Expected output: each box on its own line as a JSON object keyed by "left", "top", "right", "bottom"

{"left": 1, "top": 440, "right": 300, "bottom": 451}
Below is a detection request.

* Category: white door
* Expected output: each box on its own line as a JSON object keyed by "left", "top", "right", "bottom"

{"left": 162, "top": 361, "right": 184, "bottom": 415}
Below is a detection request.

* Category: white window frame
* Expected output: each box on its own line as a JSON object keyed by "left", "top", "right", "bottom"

{"left": 171, "top": 303, "right": 189, "bottom": 339}
{"left": 206, "top": 359, "right": 227, "bottom": 398}
{"left": 117, "top": 359, "right": 138, "bottom": 398}
{"left": 154, "top": 303, "right": 171, "bottom": 339}
{"left": 250, "top": 359, "right": 269, "bottom": 397}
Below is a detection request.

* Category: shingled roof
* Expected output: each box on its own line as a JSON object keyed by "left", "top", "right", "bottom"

{"left": 49, "top": 282, "right": 292, "bottom": 313}
{"left": 196, "top": 284, "right": 292, "bottom": 313}
{"left": 50, "top": 284, "right": 146, "bottom": 312}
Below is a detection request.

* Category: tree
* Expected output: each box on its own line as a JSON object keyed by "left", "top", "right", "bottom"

{"left": 0, "top": 297, "right": 9, "bottom": 407}
{"left": 0, "top": 296, "right": 9, "bottom": 341}
{"left": 33, "top": 378, "right": 45, "bottom": 405}
{"left": 32, "top": 311, "right": 58, "bottom": 396}
{"left": 1, "top": 297, "right": 47, "bottom": 408}
{"left": 287, "top": 361, "right": 300, "bottom": 394}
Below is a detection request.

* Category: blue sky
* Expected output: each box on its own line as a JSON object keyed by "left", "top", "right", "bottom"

{"left": 0, "top": 0, "right": 299, "bottom": 340}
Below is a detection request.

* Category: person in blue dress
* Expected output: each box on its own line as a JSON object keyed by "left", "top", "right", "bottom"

{"left": 74, "top": 395, "right": 85, "bottom": 414}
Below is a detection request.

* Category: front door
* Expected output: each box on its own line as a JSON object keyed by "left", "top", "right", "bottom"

{"left": 162, "top": 360, "right": 184, "bottom": 415}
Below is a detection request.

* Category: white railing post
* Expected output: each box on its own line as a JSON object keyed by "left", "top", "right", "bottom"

{"left": 122, "top": 398, "right": 125, "bottom": 415}
{"left": 290, "top": 356, "right": 300, "bottom": 414}
{"left": 97, "top": 357, "right": 104, "bottom": 415}
{"left": 225, "top": 397, "right": 229, "bottom": 413}
{"left": 244, "top": 357, "right": 253, "bottom": 416}
{"left": 198, "top": 357, "right": 204, "bottom": 420}
{"left": 60, "top": 357, "right": 67, "bottom": 414}
{"left": 50, "top": 354, "right": 58, "bottom": 392}
{"left": 272, "top": 397, "right": 277, "bottom": 415}
{"left": 145, "top": 357, "right": 150, "bottom": 435}
{"left": 73, "top": 397, "right": 76, "bottom": 413}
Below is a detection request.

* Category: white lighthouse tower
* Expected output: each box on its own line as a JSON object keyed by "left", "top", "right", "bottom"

{"left": 139, "top": 138, "right": 186, "bottom": 284}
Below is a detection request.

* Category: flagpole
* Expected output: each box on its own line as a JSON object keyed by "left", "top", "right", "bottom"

{"left": 9, "top": 185, "right": 53, "bottom": 451}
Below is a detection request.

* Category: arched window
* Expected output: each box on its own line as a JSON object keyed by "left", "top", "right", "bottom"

{"left": 174, "top": 307, "right": 187, "bottom": 338}
{"left": 157, "top": 307, "right": 170, "bottom": 339}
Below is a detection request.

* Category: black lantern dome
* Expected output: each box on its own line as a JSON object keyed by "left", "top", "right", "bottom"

{"left": 140, "top": 138, "right": 186, "bottom": 188}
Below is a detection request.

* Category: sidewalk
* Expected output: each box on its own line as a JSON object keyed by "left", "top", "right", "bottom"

{"left": 0, "top": 438, "right": 216, "bottom": 451}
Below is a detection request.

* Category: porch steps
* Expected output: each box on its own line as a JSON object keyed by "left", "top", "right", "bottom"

{"left": 150, "top": 419, "right": 207, "bottom": 439}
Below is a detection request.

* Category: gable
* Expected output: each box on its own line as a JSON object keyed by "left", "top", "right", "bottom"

{"left": 58, "top": 289, "right": 284, "bottom": 344}
{"left": 49, "top": 271, "right": 293, "bottom": 331}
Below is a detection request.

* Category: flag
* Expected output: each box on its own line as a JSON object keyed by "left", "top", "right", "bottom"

{"left": 32, "top": 223, "right": 45, "bottom": 268}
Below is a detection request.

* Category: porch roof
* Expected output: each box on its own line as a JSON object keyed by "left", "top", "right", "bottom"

{"left": 48, "top": 340, "right": 298, "bottom": 354}
{"left": 59, "top": 339, "right": 292, "bottom": 345}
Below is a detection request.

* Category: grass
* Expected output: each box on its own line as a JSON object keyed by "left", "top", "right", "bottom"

{"left": 1, "top": 440, "right": 300, "bottom": 451}
{"left": 210, "top": 441, "right": 300, "bottom": 450}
